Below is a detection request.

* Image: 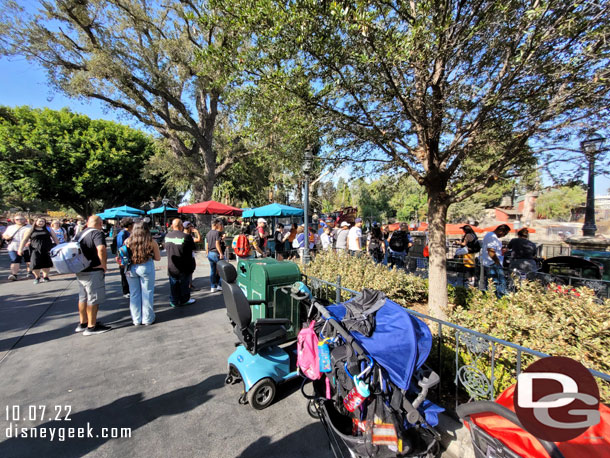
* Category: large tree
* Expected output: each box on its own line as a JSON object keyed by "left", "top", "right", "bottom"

{"left": 219, "top": 0, "right": 610, "bottom": 317}
{"left": 0, "top": 0, "right": 265, "bottom": 202}
{"left": 0, "top": 106, "right": 161, "bottom": 215}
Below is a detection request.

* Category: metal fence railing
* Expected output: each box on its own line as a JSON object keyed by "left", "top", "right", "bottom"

{"left": 302, "top": 274, "right": 610, "bottom": 411}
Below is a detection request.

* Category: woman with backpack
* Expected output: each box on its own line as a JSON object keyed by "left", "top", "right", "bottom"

{"left": 459, "top": 225, "right": 479, "bottom": 286}
{"left": 367, "top": 225, "right": 386, "bottom": 264}
{"left": 18, "top": 217, "right": 60, "bottom": 284}
{"left": 124, "top": 222, "right": 161, "bottom": 326}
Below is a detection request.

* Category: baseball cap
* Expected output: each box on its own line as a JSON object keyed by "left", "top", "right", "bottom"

{"left": 183, "top": 221, "right": 192, "bottom": 228}
{"left": 355, "top": 218, "right": 362, "bottom": 223}
{"left": 257, "top": 218, "right": 267, "bottom": 224}
{"left": 340, "top": 221, "right": 349, "bottom": 227}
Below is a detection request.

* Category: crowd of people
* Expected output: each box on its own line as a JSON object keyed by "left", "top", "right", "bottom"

{"left": 2, "top": 210, "right": 536, "bottom": 335}
{"left": 0, "top": 213, "right": 226, "bottom": 336}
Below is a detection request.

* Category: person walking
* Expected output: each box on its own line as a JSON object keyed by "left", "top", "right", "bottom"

{"left": 165, "top": 219, "right": 196, "bottom": 307}
{"left": 18, "top": 217, "right": 60, "bottom": 284}
{"left": 74, "top": 215, "right": 111, "bottom": 335}
{"left": 50, "top": 219, "right": 68, "bottom": 244}
{"left": 183, "top": 221, "right": 201, "bottom": 289}
{"left": 507, "top": 228, "right": 537, "bottom": 274}
{"left": 367, "top": 225, "right": 385, "bottom": 264}
{"left": 479, "top": 224, "right": 511, "bottom": 298}
{"left": 206, "top": 219, "right": 225, "bottom": 293}
{"left": 254, "top": 218, "right": 268, "bottom": 258}
{"left": 459, "top": 225, "right": 480, "bottom": 286}
{"left": 320, "top": 226, "right": 334, "bottom": 251}
{"left": 2, "top": 214, "right": 32, "bottom": 281}
{"left": 388, "top": 223, "right": 414, "bottom": 269}
{"left": 124, "top": 223, "right": 161, "bottom": 326}
{"left": 335, "top": 221, "right": 350, "bottom": 253}
{"left": 116, "top": 218, "right": 134, "bottom": 298}
{"left": 348, "top": 218, "right": 364, "bottom": 256}
{"left": 273, "top": 223, "right": 286, "bottom": 260}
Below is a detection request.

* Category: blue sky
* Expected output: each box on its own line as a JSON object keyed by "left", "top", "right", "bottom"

{"left": 2, "top": 55, "right": 609, "bottom": 196}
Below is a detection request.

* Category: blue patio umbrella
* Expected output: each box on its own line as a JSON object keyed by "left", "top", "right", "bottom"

{"left": 244, "top": 203, "right": 303, "bottom": 218}
{"left": 146, "top": 205, "right": 178, "bottom": 215}
{"left": 97, "top": 209, "right": 141, "bottom": 219}
{"left": 104, "top": 205, "right": 145, "bottom": 215}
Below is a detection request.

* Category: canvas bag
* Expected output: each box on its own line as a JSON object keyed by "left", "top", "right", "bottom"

{"left": 297, "top": 321, "right": 321, "bottom": 380}
{"left": 50, "top": 228, "right": 96, "bottom": 274}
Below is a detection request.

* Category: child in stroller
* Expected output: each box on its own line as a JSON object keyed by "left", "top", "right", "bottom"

{"left": 294, "top": 288, "right": 444, "bottom": 458}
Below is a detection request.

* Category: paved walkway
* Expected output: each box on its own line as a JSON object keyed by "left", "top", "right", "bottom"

{"left": 0, "top": 248, "right": 332, "bottom": 458}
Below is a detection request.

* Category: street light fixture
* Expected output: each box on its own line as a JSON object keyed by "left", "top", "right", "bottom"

{"left": 162, "top": 197, "right": 169, "bottom": 231}
{"left": 581, "top": 133, "right": 605, "bottom": 237}
{"left": 302, "top": 147, "right": 314, "bottom": 264}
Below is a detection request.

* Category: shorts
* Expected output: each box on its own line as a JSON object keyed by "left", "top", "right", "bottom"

{"left": 76, "top": 270, "right": 106, "bottom": 306}
{"left": 8, "top": 250, "right": 31, "bottom": 264}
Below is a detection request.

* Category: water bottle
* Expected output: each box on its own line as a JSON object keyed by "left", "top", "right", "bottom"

{"left": 319, "top": 341, "right": 332, "bottom": 372}
{"left": 343, "top": 376, "right": 370, "bottom": 412}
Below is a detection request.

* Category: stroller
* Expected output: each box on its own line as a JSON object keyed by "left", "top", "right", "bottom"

{"left": 457, "top": 385, "right": 610, "bottom": 458}
{"left": 296, "top": 288, "right": 443, "bottom": 458}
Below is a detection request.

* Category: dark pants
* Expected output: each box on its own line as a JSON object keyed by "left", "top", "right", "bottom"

{"left": 389, "top": 253, "right": 406, "bottom": 269}
{"left": 169, "top": 273, "right": 191, "bottom": 305}
{"left": 119, "top": 265, "right": 130, "bottom": 295}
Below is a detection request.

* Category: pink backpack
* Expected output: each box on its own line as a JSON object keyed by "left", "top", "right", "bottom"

{"left": 297, "top": 321, "right": 321, "bottom": 380}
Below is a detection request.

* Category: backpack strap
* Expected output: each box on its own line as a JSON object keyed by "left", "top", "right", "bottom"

{"left": 76, "top": 228, "right": 97, "bottom": 243}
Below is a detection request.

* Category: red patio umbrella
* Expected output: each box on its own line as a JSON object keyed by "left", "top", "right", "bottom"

{"left": 178, "top": 200, "right": 243, "bottom": 216}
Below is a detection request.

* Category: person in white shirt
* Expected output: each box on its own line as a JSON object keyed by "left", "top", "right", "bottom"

{"left": 320, "top": 226, "right": 333, "bottom": 251}
{"left": 479, "top": 224, "right": 511, "bottom": 297}
{"left": 2, "top": 214, "right": 33, "bottom": 281}
{"left": 348, "top": 218, "right": 364, "bottom": 256}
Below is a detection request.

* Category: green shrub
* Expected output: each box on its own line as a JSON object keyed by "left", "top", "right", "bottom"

{"left": 449, "top": 281, "right": 610, "bottom": 403}
{"left": 305, "top": 251, "right": 610, "bottom": 403}
{"left": 305, "top": 250, "right": 428, "bottom": 306}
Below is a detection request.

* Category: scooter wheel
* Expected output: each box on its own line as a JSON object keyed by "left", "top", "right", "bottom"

{"left": 247, "top": 378, "right": 276, "bottom": 410}
{"left": 307, "top": 399, "right": 320, "bottom": 419}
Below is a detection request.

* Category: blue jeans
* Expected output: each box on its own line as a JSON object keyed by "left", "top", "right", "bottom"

{"left": 127, "top": 259, "right": 156, "bottom": 324}
{"left": 484, "top": 264, "right": 507, "bottom": 298}
{"left": 169, "top": 272, "right": 191, "bottom": 305}
{"left": 208, "top": 252, "right": 220, "bottom": 288}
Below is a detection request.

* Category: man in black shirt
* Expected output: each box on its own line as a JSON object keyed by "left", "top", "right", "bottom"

{"left": 206, "top": 219, "right": 224, "bottom": 293}
{"left": 507, "top": 228, "right": 537, "bottom": 273}
{"left": 75, "top": 215, "right": 111, "bottom": 336}
{"left": 165, "top": 218, "right": 196, "bottom": 307}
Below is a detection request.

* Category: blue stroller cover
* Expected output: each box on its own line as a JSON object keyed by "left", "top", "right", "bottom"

{"left": 326, "top": 298, "right": 433, "bottom": 391}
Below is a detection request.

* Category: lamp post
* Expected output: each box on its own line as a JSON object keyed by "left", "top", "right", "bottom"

{"left": 162, "top": 197, "right": 169, "bottom": 231}
{"left": 302, "top": 147, "right": 314, "bottom": 264}
{"left": 581, "top": 134, "right": 605, "bottom": 237}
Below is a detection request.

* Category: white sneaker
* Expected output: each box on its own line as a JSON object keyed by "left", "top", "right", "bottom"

{"left": 210, "top": 287, "right": 216, "bottom": 293}
{"left": 217, "top": 285, "right": 222, "bottom": 291}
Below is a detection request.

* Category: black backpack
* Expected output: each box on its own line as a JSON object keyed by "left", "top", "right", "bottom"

{"left": 389, "top": 231, "right": 408, "bottom": 252}
{"left": 368, "top": 236, "right": 382, "bottom": 254}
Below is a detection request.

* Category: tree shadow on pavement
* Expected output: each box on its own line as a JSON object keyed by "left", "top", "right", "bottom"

{"left": 0, "top": 374, "right": 225, "bottom": 458}
{"left": 235, "top": 422, "right": 334, "bottom": 458}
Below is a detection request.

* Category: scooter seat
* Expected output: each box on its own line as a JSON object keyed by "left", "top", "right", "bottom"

{"left": 253, "top": 324, "right": 287, "bottom": 348}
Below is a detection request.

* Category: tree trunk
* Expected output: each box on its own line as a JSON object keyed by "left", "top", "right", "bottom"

{"left": 192, "top": 176, "right": 215, "bottom": 228}
{"left": 427, "top": 189, "right": 449, "bottom": 320}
